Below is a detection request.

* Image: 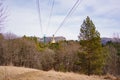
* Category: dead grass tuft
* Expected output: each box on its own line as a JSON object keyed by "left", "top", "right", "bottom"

{"left": 104, "top": 73, "right": 118, "bottom": 80}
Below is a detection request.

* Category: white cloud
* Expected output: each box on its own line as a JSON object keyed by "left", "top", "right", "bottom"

{"left": 5, "top": 0, "right": 120, "bottom": 40}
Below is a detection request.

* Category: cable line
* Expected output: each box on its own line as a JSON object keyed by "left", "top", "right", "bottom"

{"left": 68, "top": 0, "right": 83, "bottom": 18}
{"left": 37, "top": 0, "right": 43, "bottom": 35}
{"left": 46, "top": 0, "right": 55, "bottom": 34}
{"left": 54, "top": 0, "right": 82, "bottom": 35}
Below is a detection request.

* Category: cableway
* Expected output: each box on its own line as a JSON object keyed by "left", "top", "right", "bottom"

{"left": 36, "top": 0, "right": 83, "bottom": 43}
{"left": 46, "top": 0, "right": 55, "bottom": 34}
{"left": 54, "top": 0, "right": 83, "bottom": 35}
{"left": 37, "top": 0, "right": 43, "bottom": 35}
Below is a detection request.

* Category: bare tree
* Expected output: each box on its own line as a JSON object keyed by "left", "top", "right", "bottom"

{"left": 0, "top": 0, "right": 7, "bottom": 32}
{"left": 113, "top": 33, "right": 120, "bottom": 42}
{"left": 4, "top": 32, "right": 17, "bottom": 40}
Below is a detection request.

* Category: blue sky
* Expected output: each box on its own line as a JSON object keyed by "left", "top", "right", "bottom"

{"left": 4, "top": 0, "right": 120, "bottom": 40}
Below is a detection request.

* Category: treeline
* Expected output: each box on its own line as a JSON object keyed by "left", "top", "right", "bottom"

{"left": 0, "top": 16, "right": 120, "bottom": 76}
{"left": 104, "top": 41, "right": 120, "bottom": 75}
{"left": 0, "top": 33, "right": 120, "bottom": 76}
{"left": 0, "top": 34, "right": 79, "bottom": 71}
{"left": 0, "top": 33, "right": 81, "bottom": 71}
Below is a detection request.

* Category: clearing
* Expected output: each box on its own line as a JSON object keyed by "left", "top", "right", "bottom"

{"left": 0, "top": 66, "right": 112, "bottom": 80}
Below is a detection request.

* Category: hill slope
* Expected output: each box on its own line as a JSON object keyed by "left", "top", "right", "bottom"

{"left": 0, "top": 66, "right": 108, "bottom": 80}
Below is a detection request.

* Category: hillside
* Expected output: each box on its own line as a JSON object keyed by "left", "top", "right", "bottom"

{"left": 0, "top": 66, "right": 109, "bottom": 80}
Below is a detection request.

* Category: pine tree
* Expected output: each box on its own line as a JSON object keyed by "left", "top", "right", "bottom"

{"left": 78, "top": 16, "right": 105, "bottom": 75}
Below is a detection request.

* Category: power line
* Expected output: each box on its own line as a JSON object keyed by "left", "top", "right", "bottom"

{"left": 68, "top": 0, "right": 83, "bottom": 18}
{"left": 54, "top": 0, "right": 83, "bottom": 35}
{"left": 54, "top": 0, "right": 80, "bottom": 35}
{"left": 46, "top": 0, "right": 55, "bottom": 34}
{"left": 37, "top": 0, "right": 43, "bottom": 35}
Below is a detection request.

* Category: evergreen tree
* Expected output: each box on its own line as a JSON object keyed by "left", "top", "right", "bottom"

{"left": 78, "top": 16, "right": 105, "bottom": 75}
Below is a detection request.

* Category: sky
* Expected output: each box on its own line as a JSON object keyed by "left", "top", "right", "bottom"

{"left": 3, "top": 0, "right": 120, "bottom": 40}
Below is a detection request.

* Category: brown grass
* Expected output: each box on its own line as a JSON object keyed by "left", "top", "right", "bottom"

{"left": 104, "top": 73, "right": 120, "bottom": 80}
{"left": 0, "top": 66, "right": 109, "bottom": 80}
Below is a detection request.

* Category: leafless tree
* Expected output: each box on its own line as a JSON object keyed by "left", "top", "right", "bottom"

{"left": 0, "top": 0, "right": 7, "bottom": 32}
{"left": 113, "top": 33, "right": 120, "bottom": 42}
{"left": 4, "top": 32, "right": 17, "bottom": 40}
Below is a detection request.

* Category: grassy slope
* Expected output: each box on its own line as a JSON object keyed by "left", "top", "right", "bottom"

{"left": 0, "top": 66, "right": 107, "bottom": 80}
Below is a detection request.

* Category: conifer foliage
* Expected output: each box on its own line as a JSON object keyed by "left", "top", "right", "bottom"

{"left": 78, "top": 16, "right": 105, "bottom": 75}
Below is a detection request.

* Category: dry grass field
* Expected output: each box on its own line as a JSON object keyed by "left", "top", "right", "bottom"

{"left": 0, "top": 66, "right": 117, "bottom": 80}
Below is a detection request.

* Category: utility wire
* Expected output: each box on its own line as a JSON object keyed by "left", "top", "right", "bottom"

{"left": 37, "top": 0, "right": 43, "bottom": 35}
{"left": 54, "top": 0, "right": 82, "bottom": 35}
{"left": 46, "top": 0, "right": 55, "bottom": 34}
{"left": 68, "top": 0, "right": 83, "bottom": 18}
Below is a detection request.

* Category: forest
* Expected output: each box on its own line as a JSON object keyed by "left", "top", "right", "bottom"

{"left": 0, "top": 16, "right": 120, "bottom": 76}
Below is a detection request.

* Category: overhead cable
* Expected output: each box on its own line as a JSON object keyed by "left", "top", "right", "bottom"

{"left": 54, "top": 0, "right": 83, "bottom": 35}
{"left": 46, "top": 0, "right": 55, "bottom": 34}
{"left": 37, "top": 0, "right": 43, "bottom": 35}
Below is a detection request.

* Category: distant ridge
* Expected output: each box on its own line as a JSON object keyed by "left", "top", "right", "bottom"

{"left": 39, "top": 37, "right": 120, "bottom": 44}
{"left": 39, "top": 36, "right": 66, "bottom": 43}
{"left": 101, "top": 37, "right": 120, "bottom": 44}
